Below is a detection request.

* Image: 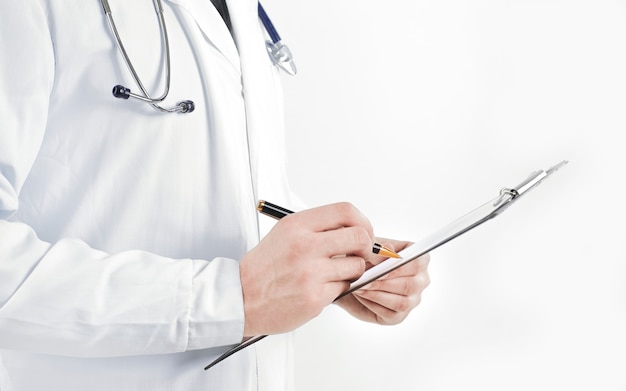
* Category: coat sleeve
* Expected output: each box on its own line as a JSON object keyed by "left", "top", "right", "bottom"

{"left": 0, "top": 1, "right": 244, "bottom": 358}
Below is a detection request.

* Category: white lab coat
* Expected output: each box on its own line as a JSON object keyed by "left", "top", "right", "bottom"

{"left": 0, "top": 0, "right": 295, "bottom": 389}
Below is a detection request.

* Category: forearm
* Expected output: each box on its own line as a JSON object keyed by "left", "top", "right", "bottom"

{"left": 0, "top": 220, "right": 245, "bottom": 357}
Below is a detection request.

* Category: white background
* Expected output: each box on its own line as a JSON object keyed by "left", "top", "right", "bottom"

{"left": 262, "top": 0, "right": 626, "bottom": 389}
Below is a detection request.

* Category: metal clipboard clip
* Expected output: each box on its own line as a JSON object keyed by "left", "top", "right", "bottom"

{"left": 494, "top": 159, "right": 568, "bottom": 209}
{"left": 203, "top": 160, "right": 568, "bottom": 371}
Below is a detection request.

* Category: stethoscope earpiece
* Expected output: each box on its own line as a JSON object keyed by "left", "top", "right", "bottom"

{"left": 111, "top": 85, "right": 194, "bottom": 113}
{"left": 177, "top": 100, "right": 195, "bottom": 113}
{"left": 112, "top": 85, "right": 131, "bottom": 99}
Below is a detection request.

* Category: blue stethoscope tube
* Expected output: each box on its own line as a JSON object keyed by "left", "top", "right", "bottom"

{"left": 101, "top": 0, "right": 295, "bottom": 114}
{"left": 258, "top": 3, "right": 280, "bottom": 44}
{"left": 259, "top": 2, "right": 297, "bottom": 76}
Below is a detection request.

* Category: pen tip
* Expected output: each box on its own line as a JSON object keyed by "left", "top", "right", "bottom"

{"left": 379, "top": 247, "right": 401, "bottom": 259}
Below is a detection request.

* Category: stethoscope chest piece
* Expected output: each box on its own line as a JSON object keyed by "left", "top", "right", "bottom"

{"left": 258, "top": 2, "right": 297, "bottom": 76}
{"left": 266, "top": 41, "right": 297, "bottom": 76}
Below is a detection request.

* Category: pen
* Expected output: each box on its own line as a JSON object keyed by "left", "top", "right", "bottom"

{"left": 257, "top": 200, "right": 401, "bottom": 259}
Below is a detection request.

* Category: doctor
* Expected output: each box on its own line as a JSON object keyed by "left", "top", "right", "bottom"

{"left": 0, "top": 0, "right": 430, "bottom": 390}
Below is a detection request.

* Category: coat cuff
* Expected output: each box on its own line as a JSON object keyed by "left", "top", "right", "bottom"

{"left": 187, "top": 257, "right": 245, "bottom": 350}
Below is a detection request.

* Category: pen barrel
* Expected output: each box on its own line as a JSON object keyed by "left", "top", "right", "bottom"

{"left": 257, "top": 200, "right": 400, "bottom": 259}
{"left": 257, "top": 200, "right": 294, "bottom": 220}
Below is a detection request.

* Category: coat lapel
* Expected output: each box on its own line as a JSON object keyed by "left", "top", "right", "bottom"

{"left": 227, "top": 0, "right": 287, "bottom": 205}
{"left": 165, "top": 0, "right": 240, "bottom": 70}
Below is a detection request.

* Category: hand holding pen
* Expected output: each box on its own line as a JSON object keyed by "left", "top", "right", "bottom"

{"left": 256, "top": 201, "right": 401, "bottom": 259}
{"left": 206, "top": 200, "right": 427, "bottom": 370}
{"left": 258, "top": 201, "right": 429, "bottom": 328}
{"left": 238, "top": 201, "right": 396, "bottom": 337}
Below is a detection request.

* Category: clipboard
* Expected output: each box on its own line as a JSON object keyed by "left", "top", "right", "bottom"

{"left": 204, "top": 160, "right": 568, "bottom": 370}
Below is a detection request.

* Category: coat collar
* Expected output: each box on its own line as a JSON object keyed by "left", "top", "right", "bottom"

{"left": 164, "top": 0, "right": 242, "bottom": 70}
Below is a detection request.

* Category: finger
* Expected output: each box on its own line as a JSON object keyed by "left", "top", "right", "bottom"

{"left": 359, "top": 262, "right": 417, "bottom": 290}
{"left": 365, "top": 240, "right": 415, "bottom": 267}
{"left": 355, "top": 287, "right": 420, "bottom": 315}
{"left": 377, "top": 253, "right": 430, "bottom": 281}
{"left": 352, "top": 293, "right": 411, "bottom": 325}
{"left": 360, "top": 274, "right": 429, "bottom": 297}
{"left": 376, "top": 238, "right": 412, "bottom": 253}
{"left": 324, "top": 280, "right": 352, "bottom": 303}
{"left": 316, "top": 226, "right": 373, "bottom": 258}
{"left": 322, "top": 256, "right": 366, "bottom": 282}
{"left": 363, "top": 243, "right": 391, "bottom": 267}
{"left": 297, "top": 202, "right": 373, "bottom": 237}
{"left": 383, "top": 259, "right": 421, "bottom": 280}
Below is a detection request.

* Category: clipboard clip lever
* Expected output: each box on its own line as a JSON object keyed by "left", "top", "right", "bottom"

{"left": 500, "top": 188, "right": 519, "bottom": 198}
{"left": 492, "top": 160, "right": 568, "bottom": 209}
{"left": 493, "top": 187, "right": 519, "bottom": 207}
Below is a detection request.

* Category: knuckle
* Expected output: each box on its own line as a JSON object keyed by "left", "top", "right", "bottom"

{"left": 403, "top": 278, "right": 416, "bottom": 296}
{"left": 382, "top": 311, "right": 408, "bottom": 325}
{"left": 394, "top": 297, "right": 411, "bottom": 313}
{"left": 414, "top": 294, "right": 422, "bottom": 307}
{"left": 278, "top": 213, "right": 301, "bottom": 232}
{"left": 393, "top": 313, "right": 410, "bottom": 325}
{"left": 397, "top": 312, "right": 410, "bottom": 323}
{"left": 339, "top": 257, "right": 365, "bottom": 282}
{"left": 417, "top": 271, "right": 431, "bottom": 289}
{"left": 337, "top": 202, "right": 371, "bottom": 224}
{"left": 353, "top": 258, "right": 366, "bottom": 277}
{"left": 352, "top": 227, "right": 371, "bottom": 248}
{"left": 335, "top": 202, "right": 357, "bottom": 218}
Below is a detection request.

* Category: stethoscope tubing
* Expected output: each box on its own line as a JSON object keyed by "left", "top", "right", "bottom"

{"left": 258, "top": 2, "right": 280, "bottom": 44}
{"left": 101, "top": 0, "right": 190, "bottom": 113}
{"left": 101, "top": 0, "right": 292, "bottom": 114}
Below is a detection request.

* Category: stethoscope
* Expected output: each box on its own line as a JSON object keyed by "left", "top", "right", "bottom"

{"left": 99, "top": 0, "right": 296, "bottom": 114}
